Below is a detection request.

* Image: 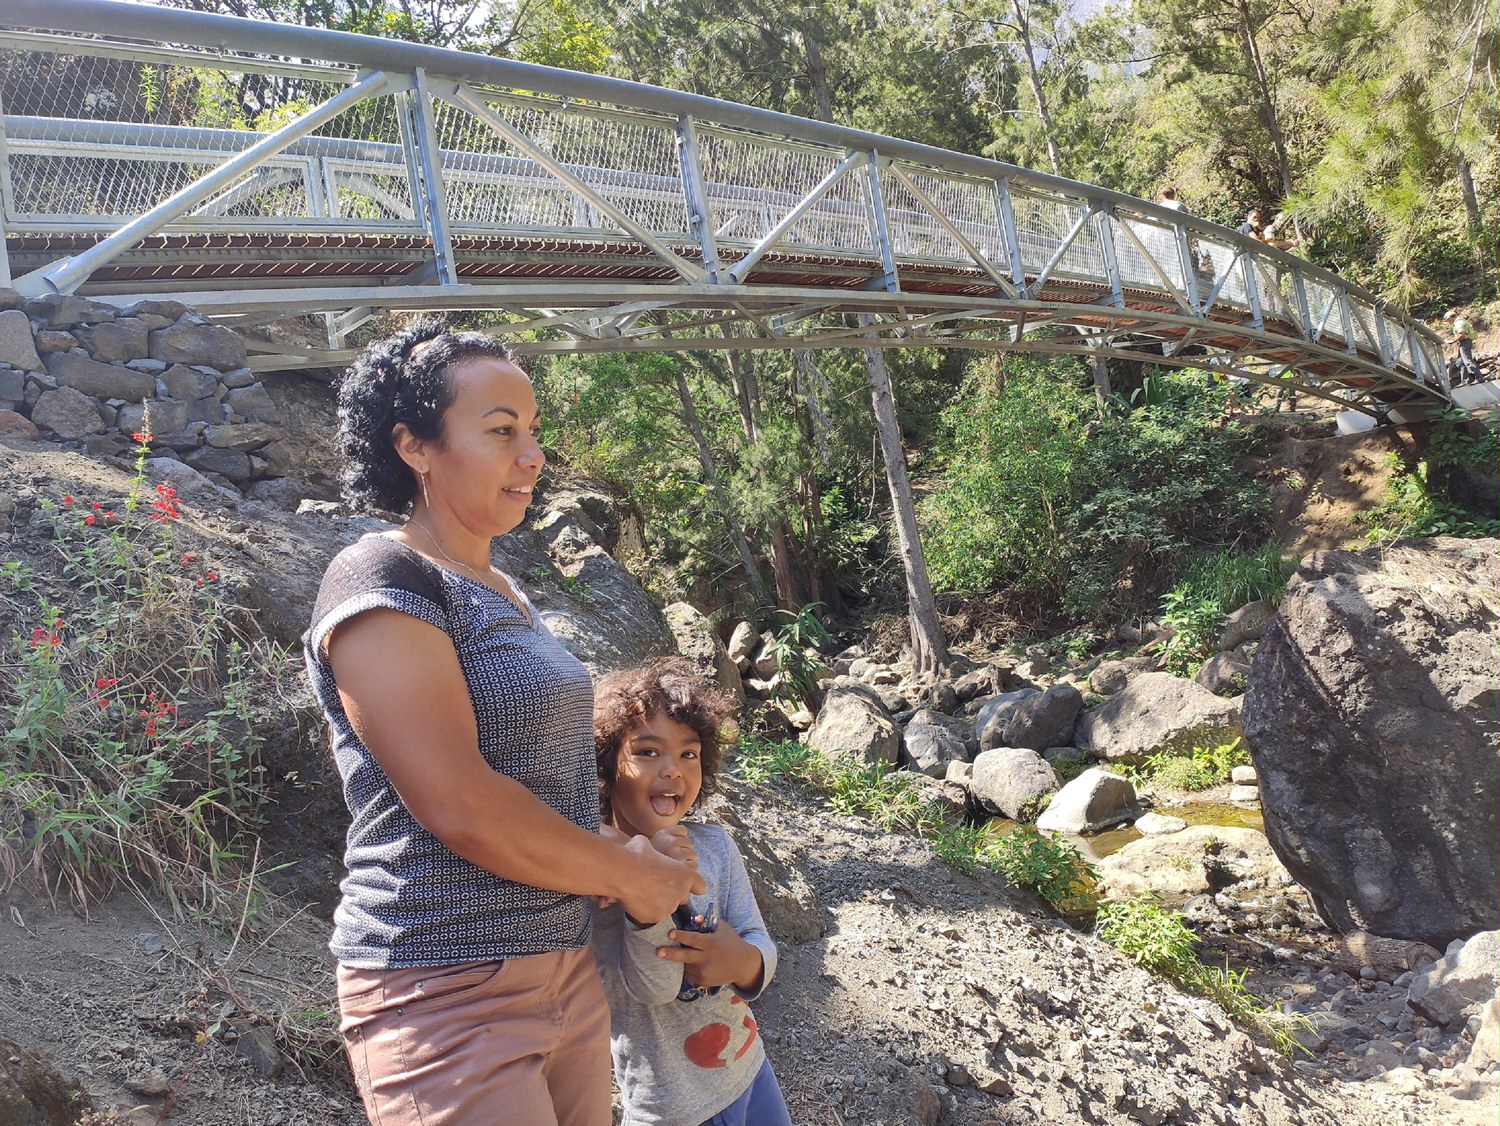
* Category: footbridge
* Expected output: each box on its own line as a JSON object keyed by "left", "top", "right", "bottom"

{"left": 0, "top": 0, "right": 1453, "bottom": 416}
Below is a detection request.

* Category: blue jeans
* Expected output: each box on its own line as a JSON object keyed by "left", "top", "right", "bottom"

{"left": 702, "top": 1058, "right": 792, "bottom": 1126}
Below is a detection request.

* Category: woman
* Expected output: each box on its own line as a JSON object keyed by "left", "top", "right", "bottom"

{"left": 304, "top": 319, "right": 703, "bottom": 1126}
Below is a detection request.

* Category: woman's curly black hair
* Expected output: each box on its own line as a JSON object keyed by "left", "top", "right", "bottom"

{"left": 336, "top": 318, "right": 521, "bottom": 513}
{"left": 594, "top": 658, "right": 739, "bottom": 821}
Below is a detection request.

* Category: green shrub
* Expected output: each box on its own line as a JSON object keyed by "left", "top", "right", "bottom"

{"left": 922, "top": 359, "right": 1269, "bottom": 623}
{"left": 1097, "top": 896, "right": 1305, "bottom": 1056}
{"left": 1159, "top": 546, "right": 1293, "bottom": 676}
{"left": 980, "top": 827, "right": 1100, "bottom": 915}
{"left": 732, "top": 737, "right": 935, "bottom": 833}
{"left": 1123, "top": 738, "right": 1249, "bottom": 792}
{"left": 1, "top": 434, "right": 273, "bottom": 919}
{"left": 1359, "top": 411, "right": 1499, "bottom": 543}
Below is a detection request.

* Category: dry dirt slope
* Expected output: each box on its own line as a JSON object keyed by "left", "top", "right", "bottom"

{"left": 2, "top": 775, "right": 1492, "bottom": 1126}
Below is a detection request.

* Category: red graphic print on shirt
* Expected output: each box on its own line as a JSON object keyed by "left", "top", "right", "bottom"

{"left": 683, "top": 994, "right": 759, "bottom": 1069}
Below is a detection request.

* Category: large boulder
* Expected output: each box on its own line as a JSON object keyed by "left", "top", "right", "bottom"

{"left": 969, "top": 747, "right": 1059, "bottom": 820}
{"left": 1074, "top": 672, "right": 1242, "bottom": 763}
{"left": 998, "top": 683, "right": 1084, "bottom": 750}
{"left": 1406, "top": 931, "right": 1498, "bottom": 1028}
{"left": 1035, "top": 768, "right": 1141, "bottom": 835}
{"left": 899, "top": 709, "right": 973, "bottom": 778}
{"left": 1095, "top": 825, "right": 1288, "bottom": 900}
{"left": 1195, "top": 651, "right": 1251, "bottom": 697}
{"left": 1216, "top": 599, "right": 1274, "bottom": 651}
{"left": 663, "top": 601, "right": 744, "bottom": 704}
{"left": 974, "top": 688, "right": 1038, "bottom": 750}
{"left": 1243, "top": 539, "right": 1499, "bottom": 946}
{"left": 1088, "top": 654, "right": 1160, "bottom": 697}
{"left": 726, "top": 620, "right": 758, "bottom": 672}
{"left": 807, "top": 684, "right": 900, "bottom": 767}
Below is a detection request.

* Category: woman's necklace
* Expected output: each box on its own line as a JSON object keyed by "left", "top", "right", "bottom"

{"left": 404, "top": 516, "right": 533, "bottom": 626}
{"left": 405, "top": 516, "right": 494, "bottom": 585}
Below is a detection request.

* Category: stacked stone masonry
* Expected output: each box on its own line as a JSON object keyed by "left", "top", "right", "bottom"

{"left": 0, "top": 288, "right": 291, "bottom": 491}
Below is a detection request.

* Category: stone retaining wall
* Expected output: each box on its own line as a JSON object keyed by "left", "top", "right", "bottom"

{"left": 0, "top": 289, "right": 294, "bottom": 494}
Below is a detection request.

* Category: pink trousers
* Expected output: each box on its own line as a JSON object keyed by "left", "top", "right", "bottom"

{"left": 337, "top": 949, "right": 612, "bottom": 1126}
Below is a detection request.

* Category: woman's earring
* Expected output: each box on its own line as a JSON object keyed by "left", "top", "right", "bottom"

{"left": 420, "top": 471, "right": 431, "bottom": 509}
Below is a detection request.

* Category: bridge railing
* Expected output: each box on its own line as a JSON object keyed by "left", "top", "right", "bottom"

{"left": 0, "top": 0, "right": 1447, "bottom": 392}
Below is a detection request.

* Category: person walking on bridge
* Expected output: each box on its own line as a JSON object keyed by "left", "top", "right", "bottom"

{"left": 1445, "top": 309, "right": 1479, "bottom": 385}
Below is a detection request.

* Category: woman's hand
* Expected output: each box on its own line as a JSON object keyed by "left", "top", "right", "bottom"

{"left": 616, "top": 835, "right": 705, "bottom": 926}
{"left": 658, "top": 923, "right": 764, "bottom": 992}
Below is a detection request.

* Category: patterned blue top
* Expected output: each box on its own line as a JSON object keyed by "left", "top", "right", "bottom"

{"left": 304, "top": 534, "right": 598, "bottom": 968}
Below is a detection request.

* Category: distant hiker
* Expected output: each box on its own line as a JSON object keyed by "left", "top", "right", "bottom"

{"left": 1158, "top": 185, "right": 1186, "bottom": 212}
{"left": 592, "top": 660, "right": 792, "bottom": 1126}
{"left": 307, "top": 319, "right": 701, "bottom": 1126}
{"left": 1445, "top": 310, "right": 1479, "bottom": 384}
{"left": 1237, "top": 209, "right": 1265, "bottom": 241}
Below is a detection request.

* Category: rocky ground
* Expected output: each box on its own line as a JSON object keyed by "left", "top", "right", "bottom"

{"left": 2, "top": 368, "right": 1496, "bottom": 1124}
{"left": 3, "top": 773, "right": 1495, "bottom": 1125}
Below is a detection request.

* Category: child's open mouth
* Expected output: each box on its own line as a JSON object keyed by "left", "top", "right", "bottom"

{"left": 650, "top": 793, "right": 678, "bottom": 817}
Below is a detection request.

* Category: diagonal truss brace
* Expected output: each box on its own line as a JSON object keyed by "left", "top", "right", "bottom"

{"left": 884, "top": 163, "right": 1016, "bottom": 297}
{"left": 438, "top": 80, "right": 706, "bottom": 284}
{"left": 14, "top": 69, "right": 396, "bottom": 296}
{"left": 728, "top": 149, "right": 863, "bottom": 282}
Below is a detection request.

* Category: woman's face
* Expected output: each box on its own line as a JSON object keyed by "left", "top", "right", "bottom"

{"left": 417, "top": 356, "right": 544, "bottom": 538}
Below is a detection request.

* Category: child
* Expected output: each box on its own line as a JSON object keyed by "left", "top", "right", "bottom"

{"left": 592, "top": 659, "right": 792, "bottom": 1126}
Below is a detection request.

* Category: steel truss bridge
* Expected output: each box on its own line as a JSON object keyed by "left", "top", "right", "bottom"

{"left": 0, "top": 0, "right": 1453, "bottom": 416}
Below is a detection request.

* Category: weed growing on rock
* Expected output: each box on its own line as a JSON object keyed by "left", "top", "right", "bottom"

{"left": 1123, "top": 738, "right": 1250, "bottom": 793}
{"left": 980, "top": 827, "right": 1100, "bottom": 916}
{"left": 1096, "top": 896, "right": 1306, "bottom": 1056}
{"left": 1159, "top": 546, "right": 1292, "bottom": 676}
{"left": 1360, "top": 412, "right": 1500, "bottom": 541}
{"left": 1, "top": 433, "right": 272, "bottom": 918}
{"left": 734, "top": 736, "right": 935, "bottom": 833}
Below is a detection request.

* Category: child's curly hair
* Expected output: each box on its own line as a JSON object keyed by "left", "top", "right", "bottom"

{"left": 594, "top": 658, "right": 738, "bottom": 821}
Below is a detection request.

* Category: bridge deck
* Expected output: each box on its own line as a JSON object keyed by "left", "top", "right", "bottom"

{"left": 0, "top": 0, "right": 1452, "bottom": 415}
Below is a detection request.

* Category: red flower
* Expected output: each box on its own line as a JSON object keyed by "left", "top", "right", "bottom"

{"left": 181, "top": 553, "right": 196, "bottom": 563}
{"left": 105, "top": 511, "right": 117, "bottom": 521}
{"left": 145, "top": 720, "right": 157, "bottom": 736}
{"left": 91, "top": 501, "right": 101, "bottom": 510}
{"left": 62, "top": 496, "right": 74, "bottom": 505}
{"left": 84, "top": 515, "right": 95, "bottom": 525}
{"left": 98, "top": 698, "right": 110, "bottom": 707}
{"left": 132, "top": 431, "right": 151, "bottom": 444}
{"left": 48, "top": 635, "right": 60, "bottom": 646}
{"left": 206, "top": 572, "right": 218, "bottom": 582}
{"left": 31, "top": 627, "right": 46, "bottom": 642}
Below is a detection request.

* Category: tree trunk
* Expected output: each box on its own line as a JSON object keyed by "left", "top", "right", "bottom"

{"left": 1090, "top": 351, "right": 1112, "bottom": 410}
{"left": 672, "top": 364, "right": 772, "bottom": 609}
{"left": 1235, "top": 0, "right": 1298, "bottom": 235}
{"left": 1457, "top": 155, "right": 1482, "bottom": 235}
{"left": 802, "top": 23, "right": 835, "bottom": 124}
{"left": 860, "top": 318, "right": 949, "bottom": 677}
{"left": 1011, "top": 0, "right": 1063, "bottom": 177}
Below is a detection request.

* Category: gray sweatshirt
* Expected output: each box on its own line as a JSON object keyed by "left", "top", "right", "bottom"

{"left": 592, "top": 822, "right": 779, "bottom": 1126}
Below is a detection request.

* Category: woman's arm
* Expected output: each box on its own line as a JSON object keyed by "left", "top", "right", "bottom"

{"left": 328, "top": 607, "right": 702, "bottom": 923}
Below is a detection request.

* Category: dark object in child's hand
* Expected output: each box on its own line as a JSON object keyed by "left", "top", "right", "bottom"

{"left": 672, "top": 905, "right": 723, "bottom": 1002}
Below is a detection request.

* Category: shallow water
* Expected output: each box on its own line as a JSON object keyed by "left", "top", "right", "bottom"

{"left": 984, "top": 799, "right": 1264, "bottom": 861}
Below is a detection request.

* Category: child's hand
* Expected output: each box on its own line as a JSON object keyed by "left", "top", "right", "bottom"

{"left": 659, "top": 922, "right": 765, "bottom": 992}
{"left": 650, "top": 826, "right": 698, "bottom": 870}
